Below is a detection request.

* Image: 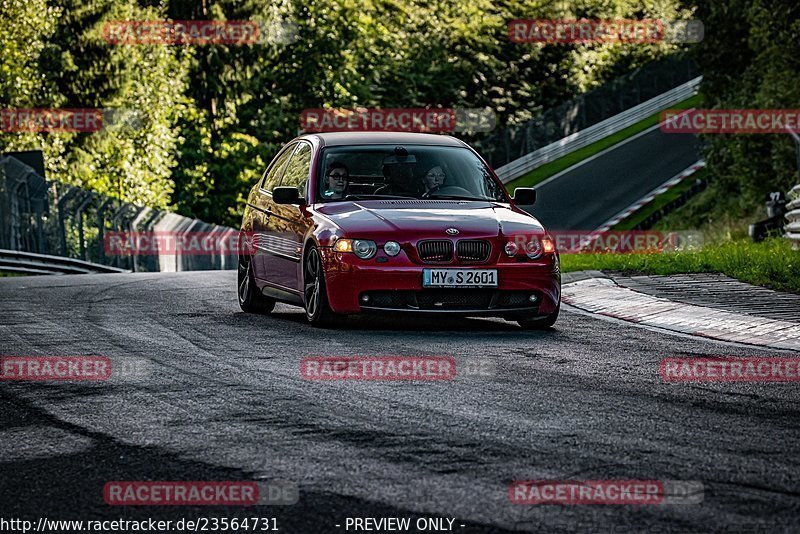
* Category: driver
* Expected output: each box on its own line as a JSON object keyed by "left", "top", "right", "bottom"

{"left": 321, "top": 162, "right": 349, "bottom": 199}
{"left": 421, "top": 165, "right": 446, "bottom": 196}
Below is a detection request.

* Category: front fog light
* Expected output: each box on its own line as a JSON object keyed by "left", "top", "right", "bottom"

{"left": 353, "top": 239, "right": 377, "bottom": 259}
{"left": 334, "top": 239, "right": 352, "bottom": 253}
{"left": 383, "top": 241, "right": 401, "bottom": 257}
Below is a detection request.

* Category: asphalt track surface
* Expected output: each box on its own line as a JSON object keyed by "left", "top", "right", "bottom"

{"left": 2, "top": 271, "right": 800, "bottom": 533}
{"left": 527, "top": 128, "right": 700, "bottom": 231}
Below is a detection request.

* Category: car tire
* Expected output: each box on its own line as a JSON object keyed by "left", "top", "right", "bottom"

{"left": 517, "top": 304, "right": 559, "bottom": 330}
{"left": 238, "top": 253, "right": 276, "bottom": 314}
{"left": 303, "top": 245, "right": 337, "bottom": 327}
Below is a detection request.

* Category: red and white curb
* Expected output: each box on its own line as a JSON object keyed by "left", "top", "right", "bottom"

{"left": 562, "top": 277, "right": 800, "bottom": 351}
{"left": 595, "top": 160, "right": 706, "bottom": 233}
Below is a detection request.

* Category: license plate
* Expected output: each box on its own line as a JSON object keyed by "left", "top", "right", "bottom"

{"left": 422, "top": 269, "right": 498, "bottom": 288}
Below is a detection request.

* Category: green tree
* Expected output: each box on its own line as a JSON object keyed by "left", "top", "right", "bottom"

{"left": 693, "top": 0, "right": 800, "bottom": 215}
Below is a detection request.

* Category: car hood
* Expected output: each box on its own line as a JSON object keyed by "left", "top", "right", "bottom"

{"left": 315, "top": 199, "right": 545, "bottom": 238}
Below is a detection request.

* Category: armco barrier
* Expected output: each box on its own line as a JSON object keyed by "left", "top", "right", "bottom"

{"left": 786, "top": 184, "right": 800, "bottom": 249}
{"left": 0, "top": 156, "right": 237, "bottom": 273}
{"left": 472, "top": 54, "right": 699, "bottom": 171}
{"left": 0, "top": 249, "right": 128, "bottom": 275}
{"left": 497, "top": 76, "right": 702, "bottom": 183}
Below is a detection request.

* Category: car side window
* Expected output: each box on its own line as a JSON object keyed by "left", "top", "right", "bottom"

{"left": 280, "top": 142, "right": 312, "bottom": 195}
{"left": 260, "top": 143, "right": 296, "bottom": 192}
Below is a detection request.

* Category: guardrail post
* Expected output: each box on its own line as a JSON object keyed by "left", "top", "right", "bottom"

{"left": 56, "top": 188, "right": 79, "bottom": 256}
{"left": 109, "top": 204, "right": 131, "bottom": 269}
{"left": 96, "top": 198, "right": 113, "bottom": 263}
{"left": 75, "top": 192, "right": 96, "bottom": 261}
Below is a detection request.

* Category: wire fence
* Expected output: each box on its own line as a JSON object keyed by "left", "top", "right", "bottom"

{"left": 471, "top": 54, "right": 700, "bottom": 169}
{"left": 0, "top": 156, "right": 238, "bottom": 272}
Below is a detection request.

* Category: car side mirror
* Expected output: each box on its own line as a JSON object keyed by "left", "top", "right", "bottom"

{"left": 513, "top": 187, "right": 536, "bottom": 205}
{"left": 273, "top": 186, "right": 305, "bottom": 205}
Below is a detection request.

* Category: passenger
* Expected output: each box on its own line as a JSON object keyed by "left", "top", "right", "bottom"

{"left": 321, "top": 162, "right": 349, "bottom": 199}
{"left": 421, "top": 165, "right": 446, "bottom": 196}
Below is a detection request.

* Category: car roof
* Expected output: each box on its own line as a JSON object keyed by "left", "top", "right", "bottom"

{"left": 299, "top": 131, "right": 468, "bottom": 148}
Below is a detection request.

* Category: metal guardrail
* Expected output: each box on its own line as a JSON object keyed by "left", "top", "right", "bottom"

{"left": 471, "top": 54, "right": 700, "bottom": 170}
{"left": 786, "top": 184, "right": 800, "bottom": 248}
{"left": 0, "top": 156, "right": 238, "bottom": 273}
{"left": 596, "top": 160, "right": 706, "bottom": 232}
{"left": 0, "top": 249, "right": 129, "bottom": 275}
{"left": 497, "top": 76, "right": 703, "bottom": 183}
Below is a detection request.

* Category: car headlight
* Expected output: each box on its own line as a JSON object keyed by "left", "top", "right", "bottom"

{"left": 383, "top": 241, "right": 401, "bottom": 257}
{"left": 524, "top": 237, "right": 543, "bottom": 259}
{"left": 352, "top": 239, "right": 377, "bottom": 259}
{"left": 504, "top": 241, "right": 518, "bottom": 256}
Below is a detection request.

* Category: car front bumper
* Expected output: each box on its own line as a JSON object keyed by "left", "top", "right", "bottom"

{"left": 320, "top": 248, "right": 560, "bottom": 316}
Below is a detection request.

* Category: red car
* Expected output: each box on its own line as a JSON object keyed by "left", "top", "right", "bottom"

{"left": 238, "top": 132, "right": 560, "bottom": 328}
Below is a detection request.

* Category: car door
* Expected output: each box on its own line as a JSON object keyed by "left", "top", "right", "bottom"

{"left": 250, "top": 142, "right": 295, "bottom": 283}
{"left": 265, "top": 141, "right": 313, "bottom": 292}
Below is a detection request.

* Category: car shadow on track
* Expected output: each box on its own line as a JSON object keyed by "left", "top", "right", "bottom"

{"left": 247, "top": 308, "right": 560, "bottom": 334}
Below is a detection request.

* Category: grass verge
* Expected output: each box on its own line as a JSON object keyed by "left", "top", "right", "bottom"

{"left": 508, "top": 93, "right": 704, "bottom": 192}
{"left": 561, "top": 238, "right": 800, "bottom": 294}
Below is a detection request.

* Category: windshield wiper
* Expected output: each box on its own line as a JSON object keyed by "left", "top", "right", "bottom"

{"left": 426, "top": 195, "right": 491, "bottom": 201}
{"left": 344, "top": 194, "right": 418, "bottom": 200}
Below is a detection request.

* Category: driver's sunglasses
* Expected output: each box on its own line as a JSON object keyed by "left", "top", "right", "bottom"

{"left": 328, "top": 173, "right": 347, "bottom": 180}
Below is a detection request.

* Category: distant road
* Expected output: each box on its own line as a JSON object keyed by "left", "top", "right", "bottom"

{"left": 523, "top": 127, "right": 700, "bottom": 230}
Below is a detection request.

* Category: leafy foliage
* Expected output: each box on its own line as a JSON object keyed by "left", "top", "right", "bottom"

{"left": 2, "top": 0, "right": 696, "bottom": 226}
{"left": 692, "top": 0, "right": 800, "bottom": 216}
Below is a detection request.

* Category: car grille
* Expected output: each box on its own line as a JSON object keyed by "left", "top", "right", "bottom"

{"left": 361, "top": 290, "right": 537, "bottom": 311}
{"left": 456, "top": 240, "right": 491, "bottom": 262}
{"left": 417, "top": 240, "right": 453, "bottom": 263}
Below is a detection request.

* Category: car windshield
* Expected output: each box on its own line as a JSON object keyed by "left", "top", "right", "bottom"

{"left": 316, "top": 144, "right": 508, "bottom": 203}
